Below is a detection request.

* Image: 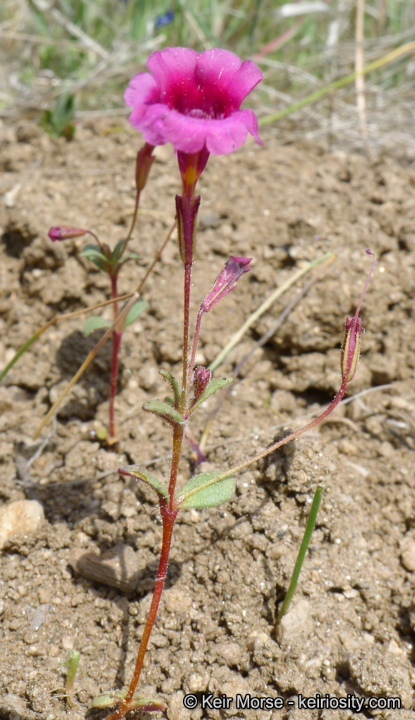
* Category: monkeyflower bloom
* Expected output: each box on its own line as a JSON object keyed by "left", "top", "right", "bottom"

{"left": 125, "top": 47, "right": 262, "bottom": 193}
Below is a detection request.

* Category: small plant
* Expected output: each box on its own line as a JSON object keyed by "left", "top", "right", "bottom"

{"left": 41, "top": 92, "right": 76, "bottom": 141}
{"left": 71, "top": 47, "right": 375, "bottom": 720}
{"left": 47, "top": 143, "right": 155, "bottom": 442}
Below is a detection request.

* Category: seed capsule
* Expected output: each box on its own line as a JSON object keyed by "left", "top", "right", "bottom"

{"left": 341, "top": 316, "right": 362, "bottom": 385}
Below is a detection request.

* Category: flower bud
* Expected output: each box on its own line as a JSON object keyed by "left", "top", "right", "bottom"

{"left": 136, "top": 143, "right": 155, "bottom": 193}
{"left": 201, "top": 256, "right": 252, "bottom": 313}
{"left": 340, "top": 316, "right": 362, "bottom": 384}
{"left": 48, "top": 227, "right": 88, "bottom": 241}
{"left": 193, "top": 366, "right": 211, "bottom": 401}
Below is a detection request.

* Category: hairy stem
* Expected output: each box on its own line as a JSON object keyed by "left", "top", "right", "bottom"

{"left": 108, "top": 274, "right": 122, "bottom": 440}
{"left": 180, "top": 263, "right": 192, "bottom": 414}
{"left": 126, "top": 506, "right": 177, "bottom": 702}
{"left": 187, "top": 307, "right": 204, "bottom": 395}
{"left": 105, "top": 506, "right": 177, "bottom": 720}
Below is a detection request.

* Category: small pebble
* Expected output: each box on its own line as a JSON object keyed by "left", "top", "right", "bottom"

{"left": 0, "top": 500, "right": 44, "bottom": 550}
{"left": 164, "top": 588, "right": 192, "bottom": 614}
{"left": 400, "top": 536, "right": 415, "bottom": 572}
{"left": 276, "top": 599, "right": 314, "bottom": 645}
{"left": 68, "top": 543, "right": 142, "bottom": 593}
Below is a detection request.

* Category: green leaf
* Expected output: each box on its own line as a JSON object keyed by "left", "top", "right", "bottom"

{"left": 110, "top": 239, "right": 125, "bottom": 266}
{"left": 118, "top": 465, "right": 168, "bottom": 500}
{"left": 143, "top": 400, "right": 185, "bottom": 427}
{"left": 92, "top": 689, "right": 166, "bottom": 711}
{"left": 51, "top": 92, "right": 75, "bottom": 137}
{"left": 124, "top": 299, "right": 148, "bottom": 328}
{"left": 176, "top": 470, "right": 236, "bottom": 509}
{"left": 159, "top": 369, "right": 181, "bottom": 407}
{"left": 80, "top": 244, "right": 109, "bottom": 271}
{"left": 190, "top": 377, "right": 233, "bottom": 413}
{"left": 83, "top": 316, "right": 112, "bottom": 337}
{"left": 123, "top": 252, "right": 140, "bottom": 261}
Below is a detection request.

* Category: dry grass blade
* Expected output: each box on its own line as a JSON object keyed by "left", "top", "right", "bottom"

{"left": 199, "top": 253, "right": 335, "bottom": 452}
{"left": 355, "top": 0, "right": 370, "bottom": 157}
{"left": 33, "top": 292, "right": 140, "bottom": 440}
{"left": 209, "top": 252, "right": 334, "bottom": 373}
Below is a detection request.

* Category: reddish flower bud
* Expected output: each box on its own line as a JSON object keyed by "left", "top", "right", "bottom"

{"left": 193, "top": 366, "right": 211, "bottom": 401}
{"left": 48, "top": 227, "right": 88, "bottom": 241}
{"left": 340, "top": 248, "right": 376, "bottom": 386}
{"left": 136, "top": 142, "right": 155, "bottom": 193}
{"left": 201, "top": 256, "right": 252, "bottom": 313}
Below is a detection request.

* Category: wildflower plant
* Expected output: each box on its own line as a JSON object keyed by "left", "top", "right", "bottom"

{"left": 47, "top": 143, "right": 155, "bottom": 442}
{"left": 87, "top": 47, "right": 376, "bottom": 719}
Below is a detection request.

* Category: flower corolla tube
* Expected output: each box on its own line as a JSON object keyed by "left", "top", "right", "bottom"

{"left": 124, "top": 47, "right": 262, "bottom": 156}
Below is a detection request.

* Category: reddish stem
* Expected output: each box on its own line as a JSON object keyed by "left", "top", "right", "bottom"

{"left": 109, "top": 273, "right": 122, "bottom": 440}
{"left": 180, "top": 263, "right": 192, "bottom": 414}
{"left": 104, "top": 504, "right": 177, "bottom": 720}
{"left": 106, "top": 237, "right": 194, "bottom": 720}
{"left": 126, "top": 503, "right": 177, "bottom": 702}
{"left": 187, "top": 306, "right": 204, "bottom": 397}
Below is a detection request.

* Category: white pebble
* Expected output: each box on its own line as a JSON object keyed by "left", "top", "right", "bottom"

{"left": 0, "top": 500, "right": 44, "bottom": 549}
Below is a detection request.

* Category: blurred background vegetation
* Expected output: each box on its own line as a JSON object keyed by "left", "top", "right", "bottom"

{"left": 0, "top": 0, "right": 414, "bottom": 154}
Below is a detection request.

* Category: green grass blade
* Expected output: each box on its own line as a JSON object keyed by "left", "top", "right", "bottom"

{"left": 0, "top": 329, "right": 45, "bottom": 383}
{"left": 259, "top": 41, "right": 415, "bottom": 126}
{"left": 276, "top": 485, "right": 324, "bottom": 623}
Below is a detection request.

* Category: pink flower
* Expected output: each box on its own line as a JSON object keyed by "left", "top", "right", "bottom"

{"left": 124, "top": 47, "right": 262, "bottom": 156}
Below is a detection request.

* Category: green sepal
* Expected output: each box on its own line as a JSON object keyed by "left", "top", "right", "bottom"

{"left": 190, "top": 377, "right": 233, "bottom": 414}
{"left": 176, "top": 470, "right": 236, "bottom": 508}
{"left": 118, "top": 465, "right": 168, "bottom": 500}
{"left": 159, "top": 369, "right": 181, "bottom": 407}
{"left": 124, "top": 299, "right": 148, "bottom": 328}
{"left": 83, "top": 316, "right": 112, "bottom": 336}
{"left": 143, "top": 399, "right": 185, "bottom": 427}
{"left": 79, "top": 244, "right": 109, "bottom": 271}
{"left": 92, "top": 689, "right": 166, "bottom": 711}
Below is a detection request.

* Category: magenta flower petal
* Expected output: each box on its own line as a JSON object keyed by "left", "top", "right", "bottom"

{"left": 162, "top": 112, "right": 212, "bottom": 154}
{"left": 227, "top": 61, "right": 264, "bottom": 108}
{"left": 148, "top": 47, "right": 199, "bottom": 98}
{"left": 205, "top": 114, "right": 250, "bottom": 155}
{"left": 194, "top": 48, "right": 242, "bottom": 104}
{"left": 125, "top": 47, "right": 262, "bottom": 156}
{"left": 124, "top": 72, "right": 159, "bottom": 109}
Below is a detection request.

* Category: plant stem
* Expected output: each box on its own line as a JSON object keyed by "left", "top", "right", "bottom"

{"left": 276, "top": 485, "right": 324, "bottom": 623}
{"left": 108, "top": 228, "right": 194, "bottom": 719}
{"left": 33, "top": 292, "right": 140, "bottom": 440}
{"left": 187, "top": 307, "right": 204, "bottom": 395}
{"left": 105, "top": 505, "right": 177, "bottom": 720}
{"left": 181, "top": 263, "right": 192, "bottom": 414}
{"left": 178, "top": 379, "right": 349, "bottom": 505}
{"left": 125, "top": 505, "right": 177, "bottom": 702}
{"left": 109, "top": 274, "right": 122, "bottom": 440}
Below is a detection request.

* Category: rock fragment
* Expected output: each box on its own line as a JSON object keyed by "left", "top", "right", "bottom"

{"left": 0, "top": 500, "right": 44, "bottom": 550}
{"left": 68, "top": 543, "right": 142, "bottom": 593}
